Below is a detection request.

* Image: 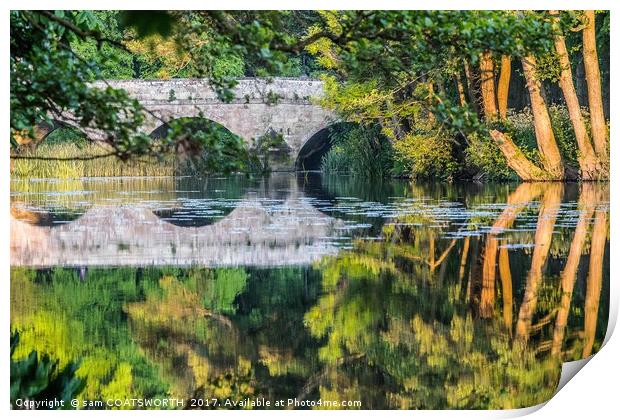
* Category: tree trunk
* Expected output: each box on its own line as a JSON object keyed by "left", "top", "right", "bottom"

{"left": 429, "top": 230, "right": 435, "bottom": 272}
{"left": 514, "top": 183, "right": 563, "bottom": 347}
{"left": 463, "top": 60, "right": 480, "bottom": 115}
{"left": 521, "top": 55, "right": 565, "bottom": 179}
{"left": 480, "top": 183, "right": 545, "bottom": 318}
{"left": 489, "top": 130, "right": 550, "bottom": 181}
{"left": 480, "top": 235, "right": 497, "bottom": 318}
{"left": 427, "top": 81, "right": 436, "bottom": 124}
{"left": 582, "top": 208, "right": 606, "bottom": 358}
{"left": 479, "top": 51, "right": 498, "bottom": 119}
{"left": 550, "top": 184, "right": 595, "bottom": 357}
{"left": 459, "top": 236, "right": 470, "bottom": 282}
{"left": 550, "top": 10, "right": 602, "bottom": 180}
{"left": 467, "top": 237, "right": 481, "bottom": 304}
{"left": 499, "top": 244, "right": 513, "bottom": 333}
{"left": 497, "top": 55, "right": 511, "bottom": 119}
{"left": 455, "top": 75, "right": 467, "bottom": 107}
{"left": 583, "top": 10, "right": 609, "bottom": 162}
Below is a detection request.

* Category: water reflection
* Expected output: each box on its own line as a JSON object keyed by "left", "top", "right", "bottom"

{"left": 10, "top": 176, "right": 609, "bottom": 409}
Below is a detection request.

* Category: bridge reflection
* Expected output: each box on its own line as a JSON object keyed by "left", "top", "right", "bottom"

{"left": 10, "top": 174, "right": 354, "bottom": 267}
{"left": 11, "top": 196, "right": 348, "bottom": 267}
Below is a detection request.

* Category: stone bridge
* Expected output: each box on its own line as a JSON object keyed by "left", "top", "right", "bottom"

{"left": 38, "top": 78, "right": 338, "bottom": 171}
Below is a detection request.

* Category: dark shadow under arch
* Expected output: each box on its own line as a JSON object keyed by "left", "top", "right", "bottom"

{"left": 295, "top": 123, "right": 353, "bottom": 171}
{"left": 295, "top": 127, "right": 332, "bottom": 171}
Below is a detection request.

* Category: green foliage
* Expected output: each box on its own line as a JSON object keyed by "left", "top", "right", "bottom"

{"left": 464, "top": 132, "right": 518, "bottom": 181}
{"left": 392, "top": 131, "right": 460, "bottom": 181}
{"left": 11, "top": 11, "right": 146, "bottom": 153}
{"left": 320, "top": 124, "right": 393, "bottom": 178}
{"left": 44, "top": 127, "right": 89, "bottom": 146}
{"left": 164, "top": 117, "right": 249, "bottom": 175}
{"left": 11, "top": 332, "right": 86, "bottom": 409}
{"left": 69, "top": 11, "right": 135, "bottom": 80}
{"left": 547, "top": 105, "right": 582, "bottom": 167}
{"left": 248, "top": 129, "right": 290, "bottom": 173}
{"left": 320, "top": 145, "right": 349, "bottom": 174}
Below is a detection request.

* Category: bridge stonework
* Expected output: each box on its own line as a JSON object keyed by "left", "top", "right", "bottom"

{"left": 91, "top": 78, "right": 335, "bottom": 170}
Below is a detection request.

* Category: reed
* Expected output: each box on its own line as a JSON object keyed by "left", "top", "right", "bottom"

{"left": 11, "top": 143, "right": 177, "bottom": 178}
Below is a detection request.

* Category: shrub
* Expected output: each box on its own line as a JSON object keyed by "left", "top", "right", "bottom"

{"left": 247, "top": 129, "right": 289, "bottom": 173}
{"left": 392, "top": 131, "right": 461, "bottom": 181}
{"left": 321, "top": 124, "right": 393, "bottom": 179}
{"left": 10, "top": 332, "right": 86, "bottom": 409}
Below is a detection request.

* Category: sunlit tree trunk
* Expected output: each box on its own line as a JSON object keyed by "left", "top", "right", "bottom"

{"left": 582, "top": 208, "right": 607, "bottom": 358}
{"left": 475, "top": 53, "right": 566, "bottom": 181}
{"left": 521, "top": 56, "right": 565, "bottom": 179}
{"left": 499, "top": 244, "right": 513, "bottom": 332}
{"left": 480, "top": 183, "right": 545, "bottom": 318}
{"left": 479, "top": 51, "right": 498, "bottom": 119}
{"left": 459, "top": 236, "right": 470, "bottom": 282}
{"left": 514, "top": 183, "right": 563, "bottom": 347}
{"left": 497, "top": 55, "right": 511, "bottom": 120}
{"left": 550, "top": 10, "right": 602, "bottom": 180}
{"left": 551, "top": 184, "right": 595, "bottom": 357}
{"left": 480, "top": 236, "right": 497, "bottom": 318}
{"left": 489, "top": 130, "right": 550, "bottom": 181}
{"left": 583, "top": 10, "right": 609, "bottom": 163}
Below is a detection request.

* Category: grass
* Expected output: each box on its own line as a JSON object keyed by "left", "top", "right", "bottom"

{"left": 11, "top": 143, "right": 177, "bottom": 178}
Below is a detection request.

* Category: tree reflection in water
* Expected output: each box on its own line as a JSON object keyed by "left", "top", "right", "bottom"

{"left": 10, "top": 182, "right": 609, "bottom": 409}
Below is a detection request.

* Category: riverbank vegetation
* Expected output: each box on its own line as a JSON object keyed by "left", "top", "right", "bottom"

{"left": 11, "top": 142, "right": 176, "bottom": 178}
{"left": 10, "top": 10, "right": 609, "bottom": 181}
{"left": 312, "top": 11, "right": 609, "bottom": 181}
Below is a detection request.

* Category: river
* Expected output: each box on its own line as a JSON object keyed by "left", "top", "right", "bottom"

{"left": 10, "top": 174, "right": 610, "bottom": 409}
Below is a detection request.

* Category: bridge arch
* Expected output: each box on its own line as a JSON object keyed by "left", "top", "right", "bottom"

{"left": 148, "top": 116, "right": 245, "bottom": 143}
{"left": 15, "top": 120, "right": 84, "bottom": 148}
{"left": 295, "top": 122, "right": 348, "bottom": 171}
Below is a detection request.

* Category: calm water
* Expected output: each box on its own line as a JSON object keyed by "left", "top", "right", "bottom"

{"left": 10, "top": 174, "right": 609, "bottom": 409}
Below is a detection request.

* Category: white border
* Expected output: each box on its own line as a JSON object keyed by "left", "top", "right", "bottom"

{"left": 2, "top": 1, "right": 618, "bottom": 419}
